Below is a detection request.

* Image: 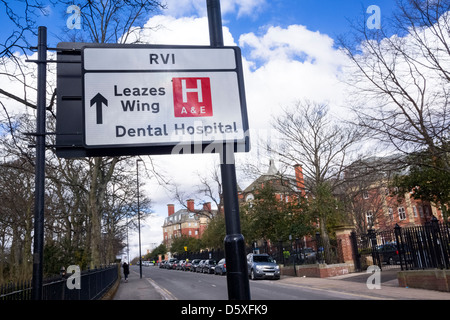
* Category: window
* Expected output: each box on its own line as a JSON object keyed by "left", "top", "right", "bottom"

{"left": 188, "top": 230, "right": 192, "bottom": 235}
{"left": 363, "top": 190, "right": 369, "bottom": 199}
{"left": 413, "top": 206, "right": 418, "bottom": 217}
{"left": 424, "top": 206, "right": 430, "bottom": 217}
{"left": 388, "top": 208, "right": 394, "bottom": 220}
{"left": 419, "top": 206, "right": 424, "bottom": 218}
{"left": 195, "top": 230, "right": 198, "bottom": 235}
{"left": 366, "top": 210, "right": 374, "bottom": 225}
{"left": 245, "top": 193, "right": 254, "bottom": 202}
{"left": 398, "top": 207, "right": 406, "bottom": 220}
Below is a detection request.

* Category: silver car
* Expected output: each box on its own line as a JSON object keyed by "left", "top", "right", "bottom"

{"left": 247, "top": 253, "right": 280, "bottom": 280}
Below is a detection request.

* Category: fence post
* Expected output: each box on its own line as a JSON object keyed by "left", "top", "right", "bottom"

{"left": 350, "top": 231, "right": 361, "bottom": 272}
{"left": 394, "top": 224, "right": 404, "bottom": 271}
{"left": 315, "top": 232, "right": 323, "bottom": 264}
{"left": 431, "top": 216, "right": 444, "bottom": 269}
{"left": 368, "top": 229, "right": 381, "bottom": 270}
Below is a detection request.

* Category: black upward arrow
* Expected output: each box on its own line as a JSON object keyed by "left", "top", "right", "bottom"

{"left": 90, "top": 93, "right": 108, "bottom": 124}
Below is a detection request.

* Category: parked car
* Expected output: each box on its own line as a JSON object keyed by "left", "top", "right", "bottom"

{"left": 166, "top": 258, "right": 177, "bottom": 269}
{"left": 196, "top": 260, "right": 206, "bottom": 272}
{"left": 378, "top": 243, "right": 414, "bottom": 266}
{"left": 377, "top": 243, "right": 399, "bottom": 265}
{"left": 301, "top": 248, "right": 316, "bottom": 263}
{"left": 247, "top": 253, "right": 280, "bottom": 280}
{"left": 214, "top": 258, "right": 226, "bottom": 275}
{"left": 190, "top": 259, "right": 202, "bottom": 272}
{"left": 202, "top": 259, "right": 217, "bottom": 274}
{"left": 176, "top": 260, "right": 185, "bottom": 270}
{"left": 183, "top": 260, "right": 192, "bottom": 271}
{"left": 159, "top": 260, "right": 167, "bottom": 268}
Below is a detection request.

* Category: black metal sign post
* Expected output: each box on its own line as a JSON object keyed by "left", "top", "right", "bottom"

{"left": 31, "top": 26, "right": 47, "bottom": 300}
{"left": 207, "top": 0, "right": 251, "bottom": 300}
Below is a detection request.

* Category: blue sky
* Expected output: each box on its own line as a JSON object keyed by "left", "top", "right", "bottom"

{"left": 224, "top": 0, "right": 397, "bottom": 40}
{"left": 1, "top": 0, "right": 399, "bottom": 50}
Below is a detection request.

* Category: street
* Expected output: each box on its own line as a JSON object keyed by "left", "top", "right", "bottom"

{"left": 132, "top": 265, "right": 374, "bottom": 300}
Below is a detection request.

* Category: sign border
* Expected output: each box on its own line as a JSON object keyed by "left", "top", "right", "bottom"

{"left": 81, "top": 44, "right": 250, "bottom": 153}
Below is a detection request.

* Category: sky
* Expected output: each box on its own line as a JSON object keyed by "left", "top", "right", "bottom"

{"left": 1, "top": 0, "right": 402, "bottom": 260}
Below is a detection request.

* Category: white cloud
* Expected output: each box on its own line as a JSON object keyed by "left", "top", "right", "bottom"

{"left": 238, "top": 24, "right": 349, "bottom": 130}
{"left": 125, "top": 15, "right": 350, "bottom": 250}
{"left": 126, "top": 15, "right": 235, "bottom": 46}
{"left": 126, "top": 214, "right": 165, "bottom": 261}
{"left": 128, "top": 16, "right": 350, "bottom": 139}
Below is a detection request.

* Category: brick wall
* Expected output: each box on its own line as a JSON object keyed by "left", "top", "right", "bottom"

{"left": 281, "top": 263, "right": 354, "bottom": 278}
{"left": 398, "top": 270, "right": 450, "bottom": 292}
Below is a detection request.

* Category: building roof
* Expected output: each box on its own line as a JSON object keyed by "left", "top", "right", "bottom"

{"left": 243, "top": 160, "right": 297, "bottom": 195}
{"left": 163, "top": 208, "right": 217, "bottom": 227}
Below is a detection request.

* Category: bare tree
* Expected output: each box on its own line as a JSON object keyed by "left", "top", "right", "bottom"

{"left": 0, "top": 0, "right": 168, "bottom": 273}
{"left": 0, "top": 0, "right": 48, "bottom": 57}
{"left": 197, "top": 162, "right": 224, "bottom": 215}
{"left": 272, "top": 100, "right": 363, "bottom": 262}
{"left": 338, "top": 0, "right": 450, "bottom": 172}
{"left": 273, "top": 101, "right": 363, "bottom": 191}
{"left": 56, "top": 0, "right": 166, "bottom": 44}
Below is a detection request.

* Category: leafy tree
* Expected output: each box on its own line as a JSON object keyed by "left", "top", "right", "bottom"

{"left": 306, "top": 182, "right": 345, "bottom": 262}
{"left": 395, "top": 148, "right": 450, "bottom": 221}
{"left": 245, "top": 183, "right": 313, "bottom": 244}
{"left": 145, "top": 243, "right": 167, "bottom": 262}
{"left": 170, "top": 236, "right": 202, "bottom": 256}
{"left": 200, "top": 213, "right": 226, "bottom": 250}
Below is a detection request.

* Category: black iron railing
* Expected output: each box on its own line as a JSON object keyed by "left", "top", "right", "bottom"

{"left": 351, "top": 217, "right": 450, "bottom": 271}
{"left": 0, "top": 264, "right": 119, "bottom": 300}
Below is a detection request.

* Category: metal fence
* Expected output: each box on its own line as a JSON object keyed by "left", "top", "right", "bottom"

{"left": 270, "top": 235, "right": 341, "bottom": 266}
{"left": 394, "top": 217, "right": 450, "bottom": 270}
{"left": 175, "top": 235, "right": 339, "bottom": 267}
{"left": 0, "top": 264, "right": 119, "bottom": 300}
{"left": 175, "top": 247, "right": 253, "bottom": 262}
{"left": 351, "top": 217, "right": 450, "bottom": 272}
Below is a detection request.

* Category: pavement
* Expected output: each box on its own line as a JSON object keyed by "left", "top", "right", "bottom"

{"left": 112, "top": 268, "right": 450, "bottom": 300}
{"left": 113, "top": 269, "right": 166, "bottom": 300}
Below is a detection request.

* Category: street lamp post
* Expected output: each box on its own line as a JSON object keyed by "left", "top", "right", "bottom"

{"left": 137, "top": 159, "right": 143, "bottom": 279}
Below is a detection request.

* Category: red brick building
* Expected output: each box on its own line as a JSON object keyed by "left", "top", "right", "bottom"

{"left": 352, "top": 183, "right": 444, "bottom": 233}
{"left": 241, "top": 160, "right": 305, "bottom": 204}
{"left": 345, "top": 157, "right": 445, "bottom": 233}
{"left": 162, "top": 200, "right": 215, "bottom": 248}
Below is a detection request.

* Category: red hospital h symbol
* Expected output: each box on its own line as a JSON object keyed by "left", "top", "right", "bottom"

{"left": 173, "top": 77, "right": 213, "bottom": 117}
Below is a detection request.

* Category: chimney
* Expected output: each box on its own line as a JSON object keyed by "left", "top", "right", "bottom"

{"left": 167, "top": 204, "right": 175, "bottom": 216}
{"left": 202, "top": 202, "right": 211, "bottom": 212}
{"left": 294, "top": 164, "right": 306, "bottom": 196}
{"left": 187, "top": 199, "right": 195, "bottom": 212}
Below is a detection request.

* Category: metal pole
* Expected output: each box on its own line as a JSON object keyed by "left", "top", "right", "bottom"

{"left": 137, "top": 159, "right": 143, "bottom": 278}
{"left": 32, "top": 26, "right": 47, "bottom": 300}
{"left": 206, "top": 0, "right": 251, "bottom": 300}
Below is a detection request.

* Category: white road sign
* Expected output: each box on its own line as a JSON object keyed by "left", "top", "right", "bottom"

{"left": 82, "top": 45, "right": 249, "bottom": 151}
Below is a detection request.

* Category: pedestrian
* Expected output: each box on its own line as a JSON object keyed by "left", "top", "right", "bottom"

{"left": 122, "top": 262, "right": 129, "bottom": 282}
